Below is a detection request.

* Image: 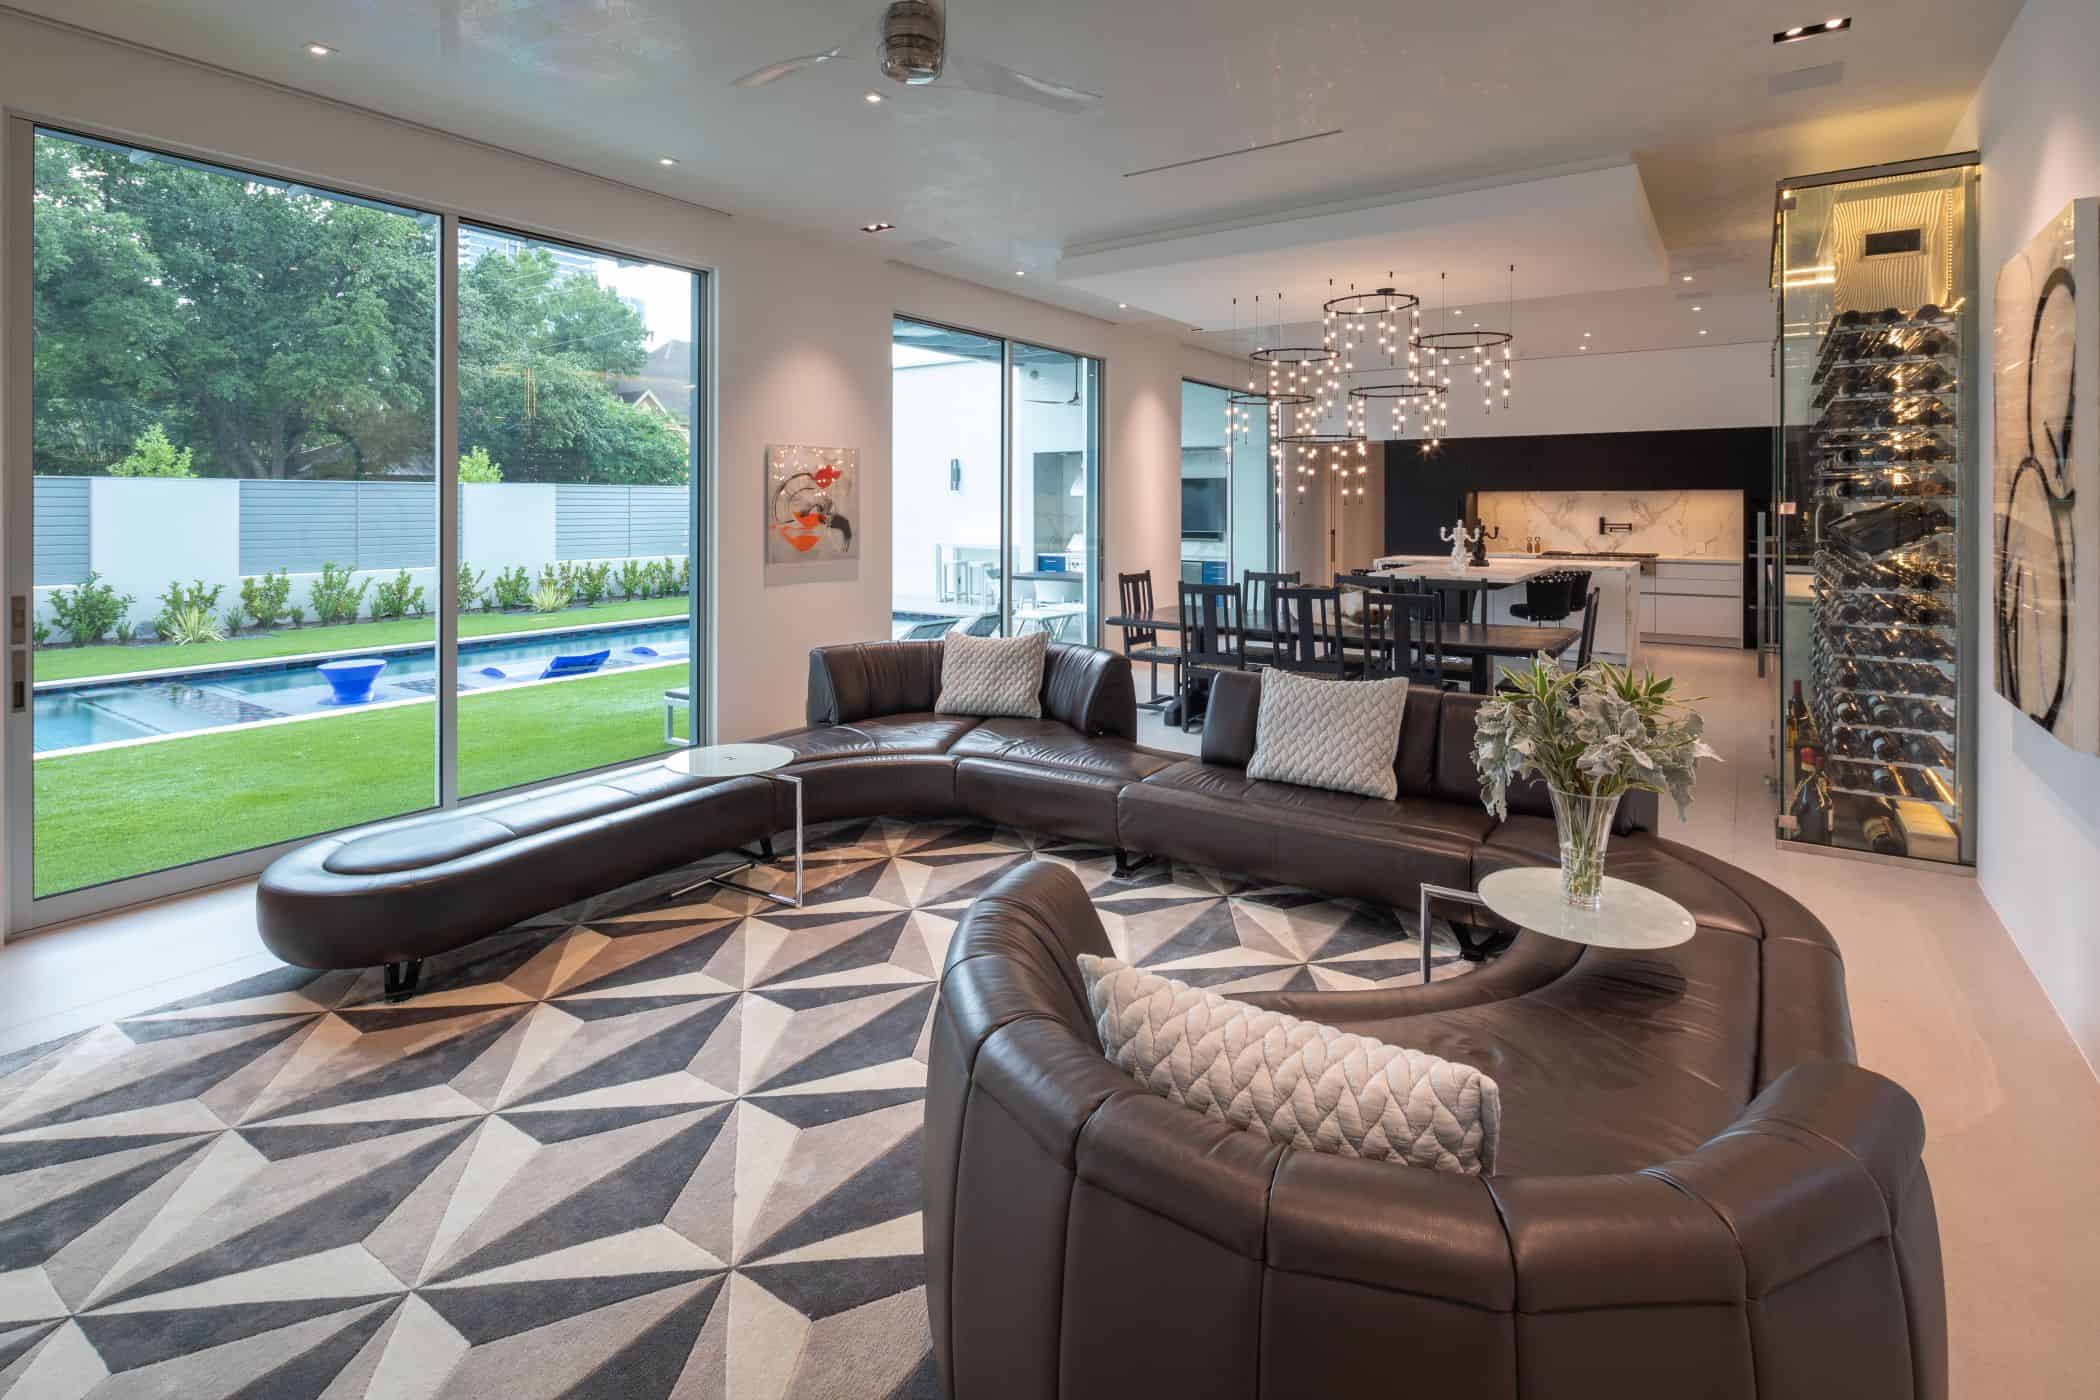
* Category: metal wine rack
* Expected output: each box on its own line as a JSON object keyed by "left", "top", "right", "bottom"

{"left": 1805, "top": 309, "right": 1961, "bottom": 816}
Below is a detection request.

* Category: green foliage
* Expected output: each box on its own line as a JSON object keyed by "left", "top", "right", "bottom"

{"left": 458, "top": 446, "right": 503, "bottom": 483}
{"left": 309, "top": 562, "right": 369, "bottom": 626}
{"left": 31, "top": 618, "right": 52, "bottom": 645}
{"left": 49, "top": 571, "right": 133, "bottom": 644}
{"left": 458, "top": 563, "right": 486, "bottom": 613}
{"left": 537, "top": 562, "right": 580, "bottom": 598}
{"left": 159, "top": 603, "right": 224, "bottom": 645}
{"left": 615, "top": 558, "right": 648, "bottom": 600}
{"left": 676, "top": 556, "right": 690, "bottom": 596}
{"left": 238, "top": 569, "right": 293, "bottom": 630}
{"left": 1472, "top": 657, "right": 1719, "bottom": 821}
{"left": 370, "top": 569, "right": 426, "bottom": 621}
{"left": 572, "top": 561, "right": 612, "bottom": 606}
{"left": 530, "top": 582, "right": 572, "bottom": 614}
{"left": 220, "top": 607, "right": 245, "bottom": 637}
{"left": 31, "top": 133, "right": 436, "bottom": 479}
{"left": 107, "top": 424, "right": 196, "bottom": 478}
{"left": 288, "top": 605, "right": 305, "bottom": 627}
{"left": 32, "top": 132, "right": 681, "bottom": 484}
{"left": 489, "top": 566, "right": 532, "bottom": 611}
{"left": 154, "top": 579, "right": 224, "bottom": 639}
{"left": 642, "top": 558, "right": 677, "bottom": 599}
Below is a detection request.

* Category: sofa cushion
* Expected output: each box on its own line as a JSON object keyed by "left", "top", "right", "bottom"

{"left": 937, "top": 630, "right": 1049, "bottom": 719}
{"left": 1245, "top": 670, "right": 1409, "bottom": 801}
{"left": 1080, "top": 955, "right": 1500, "bottom": 1175}
{"left": 769, "top": 712, "right": 980, "bottom": 760}
{"left": 1141, "top": 762, "right": 1494, "bottom": 844}
{"left": 951, "top": 719, "right": 1179, "bottom": 783}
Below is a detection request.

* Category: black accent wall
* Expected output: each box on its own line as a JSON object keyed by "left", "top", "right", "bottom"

{"left": 1383, "top": 426, "right": 1774, "bottom": 645}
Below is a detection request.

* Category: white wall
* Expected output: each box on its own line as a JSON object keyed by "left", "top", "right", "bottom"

{"left": 1438, "top": 341, "right": 1771, "bottom": 438}
{"left": 0, "top": 10, "right": 1244, "bottom": 917}
{"left": 1952, "top": 0, "right": 2100, "bottom": 1074}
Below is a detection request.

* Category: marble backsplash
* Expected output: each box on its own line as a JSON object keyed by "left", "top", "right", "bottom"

{"left": 1476, "top": 490, "right": 1744, "bottom": 559}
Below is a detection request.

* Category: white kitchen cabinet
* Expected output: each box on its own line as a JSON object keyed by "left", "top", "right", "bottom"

{"left": 1642, "top": 560, "right": 1742, "bottom": 646}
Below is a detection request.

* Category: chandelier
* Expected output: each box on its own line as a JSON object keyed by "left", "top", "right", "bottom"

{"left": 1411, "top": 266, "right": 1518, "bottom": 424}
{"left": 1323, "top": 278, "right": 1447, "bottom": 458}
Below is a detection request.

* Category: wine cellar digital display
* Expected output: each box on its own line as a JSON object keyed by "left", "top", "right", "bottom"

{"left": 1773, "top": 158, "right": 1979, "bottom": 865}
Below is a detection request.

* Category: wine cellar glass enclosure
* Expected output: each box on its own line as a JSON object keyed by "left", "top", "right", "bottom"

{"left": 1772, "top": 154, "right": 1980, "bottom": 866}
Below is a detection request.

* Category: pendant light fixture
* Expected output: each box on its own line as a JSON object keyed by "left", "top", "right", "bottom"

{"left": 1412, "top": 265, "right": 1518, "bottom": 419}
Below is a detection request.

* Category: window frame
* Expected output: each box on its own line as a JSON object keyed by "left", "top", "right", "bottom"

{"left": 2, "top": 114, "right": 716, "bottom": 935}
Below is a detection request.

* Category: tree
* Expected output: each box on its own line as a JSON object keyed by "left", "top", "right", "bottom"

{"left": 458, "top": 445, "right": 503, "bottom": 482}
{"left": 31, "top": 133, "right": 436, "bottom": 479}
{"left": 456, "top": 248, "right": 687, "bottom": 484}
{"left": 31, "top": 131, "right": 682, "bottom": 484}
{"left": 107, "top": 424, "right": 196, "bottom": 478}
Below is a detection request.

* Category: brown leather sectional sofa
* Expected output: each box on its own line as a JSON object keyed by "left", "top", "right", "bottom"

{"left": 258, "top": 638, "right": 1944, "bottom": 1397}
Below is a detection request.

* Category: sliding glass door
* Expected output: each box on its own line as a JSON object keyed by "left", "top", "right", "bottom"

{"left": 6, "top": 123, "right": 707, "bottom": 927}
{"left": 889, "top": 317, "right": 1101, "bottom": 642}
{"left": 454, "top": 226, "right": 700, "bottom": 795}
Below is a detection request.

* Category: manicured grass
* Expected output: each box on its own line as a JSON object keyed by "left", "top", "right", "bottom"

{"left": 32, "top": 597, "right": 690, "bottom": 683}
{"left": 32, "top": 664, "right": 692, "bottom": 897}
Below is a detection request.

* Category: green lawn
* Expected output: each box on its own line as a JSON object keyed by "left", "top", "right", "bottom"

{"left": 32, "top": 665, "right": 692, "bottom": 897}
{"left": 33, "top": 597, "right": 690, "bottom": 683}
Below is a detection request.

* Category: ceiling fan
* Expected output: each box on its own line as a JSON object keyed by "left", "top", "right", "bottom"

{"left": 733, "top": 1, "right": 1101, "bottom": 115}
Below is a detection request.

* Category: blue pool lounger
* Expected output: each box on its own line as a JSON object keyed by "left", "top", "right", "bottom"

{"left": 538, "top": 649, "right": 611, "bottom": 679}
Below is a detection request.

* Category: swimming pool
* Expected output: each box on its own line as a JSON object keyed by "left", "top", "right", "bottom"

{"left": 33, "top": 620, "right": 692, "bottom": 754}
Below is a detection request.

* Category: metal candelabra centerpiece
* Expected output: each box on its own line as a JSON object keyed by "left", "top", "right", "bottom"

{"left": 1441, "top": 519, "right": 1500, "bottom": 568}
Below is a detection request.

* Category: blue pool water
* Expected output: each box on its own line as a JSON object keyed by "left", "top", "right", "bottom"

{"left": 34, "top": 620, "right": 691, "bottom": 754}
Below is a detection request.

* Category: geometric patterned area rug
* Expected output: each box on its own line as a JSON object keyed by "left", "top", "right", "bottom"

{"left": 0, "top": 817, "right": 1470, "bottom": 1399}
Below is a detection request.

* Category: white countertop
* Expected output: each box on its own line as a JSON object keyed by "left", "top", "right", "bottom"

{"left": 1490, "top": 552, "right": 1741, "bottom": 566}
{"left": 1371, "top": 556, "right": 1569, "bottom": 584}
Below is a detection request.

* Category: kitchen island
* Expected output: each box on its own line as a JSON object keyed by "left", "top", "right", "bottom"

{"left": 1372, "top": 553, "right": 1645, "bottom": 671}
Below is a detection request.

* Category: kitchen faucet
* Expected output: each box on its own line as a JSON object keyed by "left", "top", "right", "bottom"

{"left": 1599, "top": 517, "right": 1634, "bottom": 535}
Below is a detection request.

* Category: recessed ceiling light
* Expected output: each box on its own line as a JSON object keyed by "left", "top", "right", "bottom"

{"left": 864, "top": 91, "right": 884, "bottom": 104}
{"left": 1681, "top": 274, "right": 1694, "bottom": 282}
{"left": 305, "top": 42, "right": 334, "bottom": 57}
{"left": 1582, "top": 331, "right": 1591, "bottom": 337}
{"left": 1692, "top": 305, "right": 1703, "bottom": 312}
{"left": 1015, "top": 269, "right": 1025, "bottom": 277}
{"left": 657, "top": 156, "right": 677, "bottom": 166}
{"left": 1117, "top": 302, "right": 1128, "bottom": 309}
{"left": 1774, "top": 16, "right": 1849, "bottom": 43}
{"left": 1699, "top": 328, "right": 1710, "bottom": 335}
{"left": 1453, "top": 309, "right": 1463, "bottom": 317}
{"left": 860, "top": 222, "right": 894, "bottom": 233}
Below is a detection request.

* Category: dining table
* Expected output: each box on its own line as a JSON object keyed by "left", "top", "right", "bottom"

{"left": 1102, "top": 605, "right": 1580, "bottom": 697}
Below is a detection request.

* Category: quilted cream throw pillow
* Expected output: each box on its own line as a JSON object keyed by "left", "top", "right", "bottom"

{"left": 1079, "top": 956, "right": 1499, "bottom": 1174}
{"left": 1245, "top": 668, "right": 1407, "bottom": 800}
{"left": 935, "top": 629, "right": 1048, "bottom": 719}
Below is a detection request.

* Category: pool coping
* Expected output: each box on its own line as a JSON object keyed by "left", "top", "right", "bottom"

{"left": 32, "top": 656, "right": 689, "bottom": 761}
{"left": 31, "top": 612, "right": 689, "bottom": 694}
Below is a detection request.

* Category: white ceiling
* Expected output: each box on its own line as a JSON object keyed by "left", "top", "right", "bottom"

{"left": 6, "top": 0, "right": 2021, "bottom": 354}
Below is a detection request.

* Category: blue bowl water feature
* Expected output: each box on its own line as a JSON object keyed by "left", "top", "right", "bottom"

{"left": 318, "top": 658, "right": 388, "bottom": 706}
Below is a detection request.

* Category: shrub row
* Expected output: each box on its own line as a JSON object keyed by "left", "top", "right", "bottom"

{"left": 36, "top": 557, "right": 692, "bottom": 646}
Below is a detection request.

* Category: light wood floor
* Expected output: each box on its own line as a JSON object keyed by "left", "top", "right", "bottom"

{"left": 7, "top": 645, "right": 2098, "bottom": 1395}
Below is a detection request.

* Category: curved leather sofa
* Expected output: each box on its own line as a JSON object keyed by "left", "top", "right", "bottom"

{"left": 257, "top": 638, "right": 1943, "bottom": 1398}
{"left": 926, "top": 862, "right": 1944, "bottom": 1400}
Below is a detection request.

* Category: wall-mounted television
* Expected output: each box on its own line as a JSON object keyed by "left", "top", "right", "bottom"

{"left": 1181, "top": 478, "right": 1227, "bottom": 540}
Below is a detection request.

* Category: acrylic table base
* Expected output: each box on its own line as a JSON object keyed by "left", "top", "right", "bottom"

{"left": 661, "top": 745, "right": 804, "bottom": 909}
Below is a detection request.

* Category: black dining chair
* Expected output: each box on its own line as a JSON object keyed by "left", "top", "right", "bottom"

{"left": 1116, "top": 570, "right": 1181, "bottom": 710}
{"left": 1358, "top": 589, "right": 1446, "bottom": 685}
{"left": 1241, "top": 570, "right": 1300, "bottom": 664}
{"left": 1509, "top": 570, "right": 1579, "bottom": 624}
{"left": 1266, "top": 584, "right": 1349, "bottom": 678}
{"left": 1176, "top": 580, "right": 1246, "bottom": 733}
{"left": 1574, "top": 586, "right": 1602, "bottom": 668}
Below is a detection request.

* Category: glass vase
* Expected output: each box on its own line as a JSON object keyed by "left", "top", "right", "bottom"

{"left": 1548, "top": 786, "right": 1621, "bottom": 910}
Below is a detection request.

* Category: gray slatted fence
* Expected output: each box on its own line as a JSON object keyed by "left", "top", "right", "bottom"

{"left": 32, "top": 477, "right": 90, "bottom": 586}
{"left": 556, "top": 484, "right": 690, "bottom": 560}
{"left": 239, "top": 481, "right": 436, "bottom": 574}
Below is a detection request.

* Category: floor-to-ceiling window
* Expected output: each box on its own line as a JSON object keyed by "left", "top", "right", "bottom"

{"left": 454, "top": 225, "right": 699, "bottom": 796}
{"left": 8, "top": 124, "right": 707, "bottom": 923}
{"left": 890, "top": 318, "right": 1101, "bottom": 641}
{"left": 1181, "top": 379, "right": 1275, "bottom": 583}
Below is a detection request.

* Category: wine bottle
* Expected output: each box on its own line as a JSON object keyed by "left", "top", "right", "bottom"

{"left": 1789, "top": 754, "right": 1833, "bottom": 844}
